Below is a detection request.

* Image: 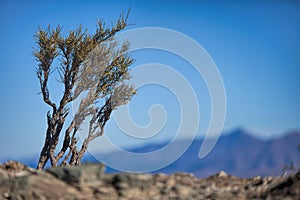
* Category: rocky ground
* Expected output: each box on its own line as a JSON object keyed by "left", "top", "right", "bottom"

{"left": 0, "top": 161, "right": 299, "bottom": 200}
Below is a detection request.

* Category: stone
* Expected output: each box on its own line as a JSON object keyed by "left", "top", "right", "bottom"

{"left": 3, "top": 192, "right": 10, "bottom": 199}
{"left": 216, "top": 170, "right": 228, "bottom": 178}
{"left": 46, "top": 163, "right": 105, "bottom": 185}
{"left": 0, "top": 161, "right": 299, "bottom": 200}
{"left": 252, "top": 176, "right": 263, "bottom": 186}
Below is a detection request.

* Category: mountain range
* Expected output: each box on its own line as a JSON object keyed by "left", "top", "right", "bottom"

{"left": 1, "top": 128, "right": 299, "bottom": 178}
{"left": 94, "top": 128, "right": 300, "bottom": 178}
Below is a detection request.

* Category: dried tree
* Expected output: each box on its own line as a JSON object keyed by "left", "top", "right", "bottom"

{"left": 34, "top": 13, "right": 135, "bottom": 169}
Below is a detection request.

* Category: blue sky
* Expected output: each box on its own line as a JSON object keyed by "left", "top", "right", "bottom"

{"left": 0, "top": 0, "right": 299, "bottom": 158}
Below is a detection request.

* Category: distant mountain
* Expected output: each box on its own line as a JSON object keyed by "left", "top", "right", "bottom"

{"left": 95, "top": 129, "right": 300, "bottom": 178}
{"left": 1, "top": 129, "right": 299, "bottom": 178}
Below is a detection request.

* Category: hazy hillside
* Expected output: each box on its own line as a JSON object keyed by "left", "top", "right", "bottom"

{"left": 101, "top": 129, "right": 300, "bottom": 178}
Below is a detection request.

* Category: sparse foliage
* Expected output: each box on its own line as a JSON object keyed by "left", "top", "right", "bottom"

{"left": 34, "top": 12, "right": 135, "bottom": 169}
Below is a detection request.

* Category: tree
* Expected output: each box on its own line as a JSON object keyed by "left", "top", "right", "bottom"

{"left": 33, "top": 12, "right": 135, "bottom": 169}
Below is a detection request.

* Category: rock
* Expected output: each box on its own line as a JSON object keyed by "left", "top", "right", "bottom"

{"left": 110, "top": 173, "right": 153, "bottom": 190}
{"left": 3, "top": 192, "right": 10, "bottom": 199}
{"left": 173, "top": 185, "right": 191, "bottom": 196}
{"left": 46, "top": 163, "right": 105, "bottom": 185}
{"left": 296, "top": 171, "right": 300, "bottom": 180}
{"left": 0, "top": 161, "right": 28, "bottom": 172}
{"left": 0, "top": 161, "right": 299, "bottom": 200}
{"left": 47, "top": 165, "right": 81, "bottom": 184}
{"left": 252, "top": 176, "right": 263, "bottom": 186}
{"left": 217, "top": 170, "right": 228, "bottom": 178}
